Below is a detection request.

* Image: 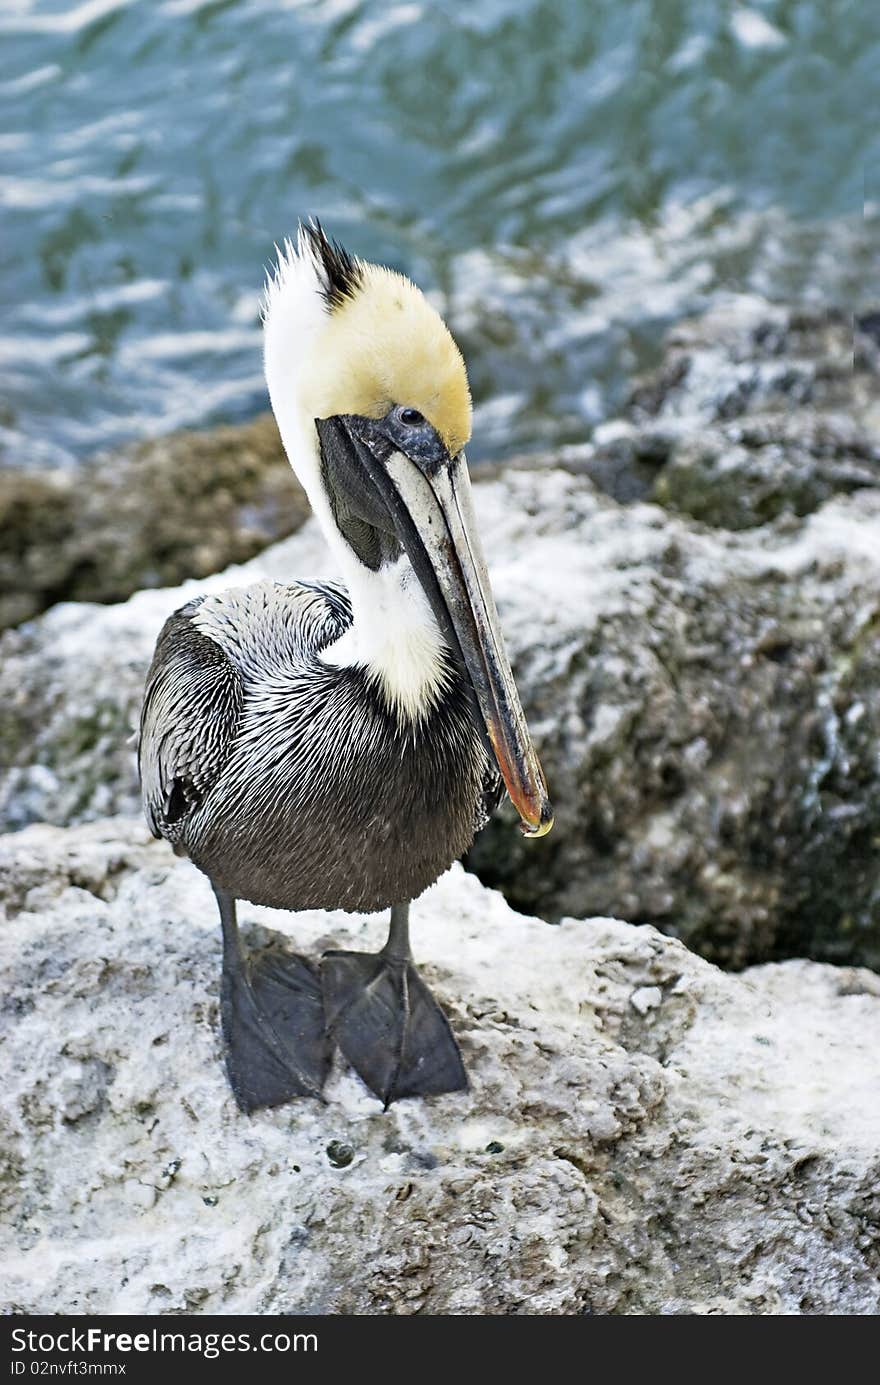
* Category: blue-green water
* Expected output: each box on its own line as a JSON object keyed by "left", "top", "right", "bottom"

{"left": 1, "top": 0, "right": 876, "bottom": 468}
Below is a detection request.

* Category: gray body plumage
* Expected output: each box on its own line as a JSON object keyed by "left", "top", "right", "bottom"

{"left": 139, "top": 578, "right": 500, "bottom": 914}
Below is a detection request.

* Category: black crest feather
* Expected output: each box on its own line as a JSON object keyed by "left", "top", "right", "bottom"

{"left": 303, "top": 219, "right": 363, "bottom": 311}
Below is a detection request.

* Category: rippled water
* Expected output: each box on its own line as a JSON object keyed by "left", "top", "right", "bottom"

{"left": 1, "top": 0, "right": 876, "bottom": 468}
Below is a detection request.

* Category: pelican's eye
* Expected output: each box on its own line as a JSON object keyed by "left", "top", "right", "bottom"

{"left": 397, "top": 407, "right": 425, "bottom": 428}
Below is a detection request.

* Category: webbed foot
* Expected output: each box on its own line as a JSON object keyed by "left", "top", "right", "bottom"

{"left": 214, "top": 884, "right": 330, "bottom": 1112}
{"left": 222, "top": 949, "right": 330, "bottom": 1111}
{"left": 321, "top": 950, "right": 467, "bottom": 1107}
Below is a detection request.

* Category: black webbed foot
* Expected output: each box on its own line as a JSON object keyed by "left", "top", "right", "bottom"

{"left": 222, "top": 949, "right": 330, "bottom": 1112}
{"left": 214, "top": 884, "right": 330, "bottom": 1113}
{"left": 321, "top": 950, "right": 467, "bottom": 1108}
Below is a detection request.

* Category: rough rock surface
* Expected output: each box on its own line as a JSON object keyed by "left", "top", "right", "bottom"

{"left": 0, "top": 414, "right": 306, "bottom": 631}
{"left": 628, "top": 301, "right": 877, "bottom": 428}
{"left": 544, "top": 302, "right": 880, "bottom": 527}
{"left": 469, "top": 479, "right": 880, "bottom": 973}
{"left": 1, "top": 818, "right": 877, "bottom": 1316}
{"left": 3, "top": 463, "right": 880, "bottom": 971}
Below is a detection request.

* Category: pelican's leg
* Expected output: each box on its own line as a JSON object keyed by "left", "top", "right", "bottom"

{"left": 321, "top": 902, "right": 467, "bottom": 1108}
{"left": 214, "top": 883, "right": 330, "bottom": 1112}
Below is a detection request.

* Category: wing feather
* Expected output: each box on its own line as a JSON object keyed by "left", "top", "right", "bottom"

{"left": 137, "top": 599, "right": 243, "bottom": 842}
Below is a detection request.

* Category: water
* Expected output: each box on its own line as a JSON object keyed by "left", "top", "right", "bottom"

{"left": 1, "top": 0, "right": 876, "bottom": 470}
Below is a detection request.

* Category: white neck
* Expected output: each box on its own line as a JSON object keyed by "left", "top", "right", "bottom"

{"left": 322, "top": 553, "right": 451, "bottom": 721}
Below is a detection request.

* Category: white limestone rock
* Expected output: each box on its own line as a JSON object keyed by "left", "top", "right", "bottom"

{"left": 1, "top": 818, "right": 877, "bottom": 1316}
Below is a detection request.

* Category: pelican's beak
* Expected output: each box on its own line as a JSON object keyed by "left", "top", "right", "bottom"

{"left": 335, "top": 418, "right": 553, "bottom": 838}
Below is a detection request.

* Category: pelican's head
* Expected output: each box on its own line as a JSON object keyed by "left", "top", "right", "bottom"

{"left": 262, "top": 222, "right": 552, "bottom": 839}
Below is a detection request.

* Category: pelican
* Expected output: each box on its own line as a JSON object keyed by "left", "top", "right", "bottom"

{"left": 138, "top": 223, "right": 552, "bottom": 1111}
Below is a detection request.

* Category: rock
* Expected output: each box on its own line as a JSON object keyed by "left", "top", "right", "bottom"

{"left": 0, "top": 469, "right": 78, "bottom": 630}
{"left": 650, "top": 414, "right": 879, "bottom": 531}
{"left": 2, "top": 463, "right": 880, "bottom": 970}
{"left": 0, "top": 414, "right": 308, "bottom": 632}
{"left": 0, "top": 817, "right": 876, "bottom": 1315}
{"left": 627, "top": 300, "right": 875, "bottom": 425}
{"left": 469, "top": 478, "right": 880, "bottom": 971}
{"left": 618, "top": 301, "right": 880, "bottom": 529}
